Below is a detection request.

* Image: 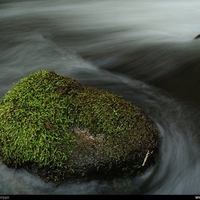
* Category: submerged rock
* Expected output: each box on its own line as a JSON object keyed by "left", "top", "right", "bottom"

{"left": 0, "top": 70, "right": 160, "bottom": 184}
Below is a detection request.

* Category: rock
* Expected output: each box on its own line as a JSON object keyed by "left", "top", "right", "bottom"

{"left": 0, "top": 70, "right": 160, "bottom": 184}
{"left": 194, "top": 34, "right": 200, "bottom": 39}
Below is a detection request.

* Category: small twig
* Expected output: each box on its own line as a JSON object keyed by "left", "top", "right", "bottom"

{"left": 142, "top": 150, "right": 150, "bottom": 166}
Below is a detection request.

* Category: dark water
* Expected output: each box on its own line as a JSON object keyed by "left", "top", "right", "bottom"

{"left": 1, "top": 0, "right": 200, "bottom": 195}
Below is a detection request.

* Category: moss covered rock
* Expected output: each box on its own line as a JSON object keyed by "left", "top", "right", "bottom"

{"left": 0, "top": 70, "right": 160, "bottom": 184}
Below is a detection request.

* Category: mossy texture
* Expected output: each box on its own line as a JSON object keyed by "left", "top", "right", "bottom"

{"left": 0, "top": 70, "right": 160, "bottom": 183}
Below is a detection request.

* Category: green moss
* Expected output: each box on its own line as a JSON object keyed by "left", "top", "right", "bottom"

{"left": 0, "top": 70, "right": 160, "bottom": 183}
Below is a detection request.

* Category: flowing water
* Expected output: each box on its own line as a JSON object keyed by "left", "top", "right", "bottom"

{"left": 0, "top": 0, "right": 200, "bottom": 195}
